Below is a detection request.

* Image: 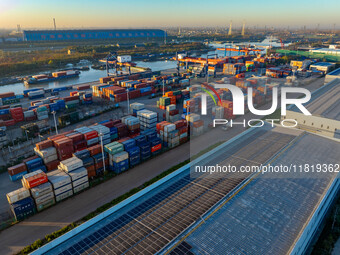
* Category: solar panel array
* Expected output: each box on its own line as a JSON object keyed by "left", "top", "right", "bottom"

{"left": 45, "top": 129, "right": 296, "bottom": 255}
{"left": 180, "top": 133, "right": 340, "bottom": 255}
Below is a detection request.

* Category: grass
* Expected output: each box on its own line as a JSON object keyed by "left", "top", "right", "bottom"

{"left": 17, "top": 139, "right": 224, "bottom": 254}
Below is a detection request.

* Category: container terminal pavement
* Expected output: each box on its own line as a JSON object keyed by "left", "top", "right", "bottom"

{"left": 27, "top": 123, "right": 340, "bottom": 255}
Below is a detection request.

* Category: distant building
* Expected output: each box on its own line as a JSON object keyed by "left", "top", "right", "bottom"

{"left": 23, "top": 29, "right": 166, "bottom": 42}
{"left": 67, "top": 49, "right": 75, "bottom": 55}
{"left": 309, "top": 62, "right": 335, "bottom": 74}
{"left": 309, "top": 47, "right": 340, "bottom": 56}
{"left": 325, "top": 67, "right": 340, "bottom": 83}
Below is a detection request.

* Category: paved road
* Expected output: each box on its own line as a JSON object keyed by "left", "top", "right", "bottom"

{"left": 0, "top": 77, "right": 324, "bottom": 254}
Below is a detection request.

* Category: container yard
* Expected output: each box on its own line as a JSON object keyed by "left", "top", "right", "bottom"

{"left": 1, "top": 3, "right": 340, "bottom": 254}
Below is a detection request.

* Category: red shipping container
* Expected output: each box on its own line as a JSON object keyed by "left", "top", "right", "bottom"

{"left": 23, "top": 172, "right": 48, "bottom": 189}
{"left": 8, "top": 163, "right": 27, "bottom": 176}
{"left": 48, "top": 134, "right": 65, "bottom": 141}
{"left": 95, "top": 161, "right": 104, "bottom": 170}
{"left": 36, "top": 140, "right": 53, "bottom": 150}
{"left": 70, "top": 91, "right": 78, "bottom": 96}
{"left": 117, "top": 137, "right": 131, "bottom": 143}
{"left": 86, "top": 165, "right": 96, "bottom": 177}
{"left": 68, "top": 133, "right": 84, "bottom": 143}
{"left": 77, "top": 85, "right": 90, "bottom": 90}
{"left": 59, "top": 130, "right": 74, "bottom": 136}
{"left": 45, "top": 160, "right": 60, "bottom": 172}
{"left": 0, "top": 92, "right": 15, "bottom": 99}
{"left": 4, "top": 119, "right": 15, "bottom": 126}
{"left": 112, "top": 119, "right": 121, "bottom": 125}
{"left": 63, "top": 96, "right": 79, "bottom": 102}
{"left": 88, "top": 144, "right": 102, "bottom": 156}
{"left": 102, "top": 120, "right": 114, "bottom": 128}
{"left": 74, "top": 140, "right": 87, "bottom": 151}
{"left": 151, "top": 144, "right": 162, "bottom": 153}
{"left": 84, "top": 131, "right": 98, "bottom": 140}
{"left": 100, "top": 76, "right": 112, "bottom": 83}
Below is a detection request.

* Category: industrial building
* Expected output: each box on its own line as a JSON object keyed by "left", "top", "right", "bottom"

{"left": 30, "top": 123, "right": 340, "bottom": 255}
{"left": 23, "top": 29, "right": 166, "bottom": 42}
{"left": 284, "top": 78, "right": 340, "bottom": 139}
{"left": 324, "top": 67, "right": 340, "bottom": 83}
{"left": 309, "top": 62, "right": 335, "bottom": 74}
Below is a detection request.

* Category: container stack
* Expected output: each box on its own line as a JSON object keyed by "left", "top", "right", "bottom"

{"left": 22, "top": 170, "right": 48, "bottom": 190}
{"left": 88, "top": 144, "right": 107, "bottom": 176}
{"left": 89, "top": 124, "right": 110, "bottom": 145}
{"left": 8, "top": 163, "right": 28, "bottom": 181}
{"left": 73, "top": 149, "right": 96, "bottom": 178}
{"left": 74, "top": 127, "right": 99, "bottom": 147}
{"left": 165, "top": 104, "right": 181, "bottom": 123}
{"left": 174, "top": 120, "right": 188, "bottom": 144}
{"left": 34, "top": 140, "right": 58, "bottom": 165}
{"left": 113, "top": 123, "right": 128, "bottom": 139}
{"left": 10, "top": 107, "right": 24, "bottom": 123}
{"left": 28, "top": 90, "right": 44, "bottom": 100}
{"left": 186, "top": 114, "right": 204, "bottom": 136}
{"left": 137, "top": 110, "right": 158, "bottom": 130}
{"left": 24, "top": 157, "right": 46, "bottom": 173}
{"left": 53, "top": 137, "right": 74, "bottom": 161}
{"left": 130, "top": 103, "right": 145, "bottom": 114}
{"left": 36, "top": 106, "right": 49, "bottom": 120}
{"left": 47, "top": 170, "right": 73, "bottom": 202}
{"left": 219, "top": 100, "right": 234, "bottom": 119}
{"left": 63, "top": 96, "right": 79, "bottom": 109}
{"left": 66, "top": 132, "right": 86, "bottom": 152}
{"left": 24, "top": 110, "right": 36, "bottom": 121}
{"left": 123, "top": 116, "right": 140, "bottom": 137}
{"left": 111, "top": 151, "right": 129, "bottom": 173}
{"left": 121, "top": 139, "right": 140, "bottom": 167}
{"left": 212, "top": 106, "right": 224, "bottom": 119}
{"left": 7, "top": 188, "right": 35, "bottom": 221}
{"left": 158, "top": 97, "right": 171, "bottom": 110}
{"left": 83, "top": 93, "right": 93, "bottom": 104}
{"left": 104, "top": 142, "right": 126, "bottom": 172}
{"left": 30, "top": 182, "right": 55, "bottom": 212}
{"left": 67, "top": 167, "right": 89, "bottom": 194}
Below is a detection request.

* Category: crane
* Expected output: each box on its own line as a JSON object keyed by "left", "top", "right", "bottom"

{"left": 280, "top": 39, "right": 284, "bottom": 49}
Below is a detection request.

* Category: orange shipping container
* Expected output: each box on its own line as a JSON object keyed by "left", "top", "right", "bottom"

{"left": 22, "top": 171, "right": 48, "bottom": 189}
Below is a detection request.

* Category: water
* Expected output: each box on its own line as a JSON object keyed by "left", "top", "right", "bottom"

{"left": 0, "top": 60, "right": 177, "bottom": 94}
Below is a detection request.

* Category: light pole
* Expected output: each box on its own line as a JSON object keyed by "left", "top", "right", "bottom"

{"left": 99, "top": 133, "right": 106, "bottom": 173}
{"left": 126, "top": 88, "right": 130, "bottom": 114}
{"left": 162, "top": 79, "right": 165, "bottom": 96}
{"left": 52, "top": 111, "right": 58, "bottom": 134}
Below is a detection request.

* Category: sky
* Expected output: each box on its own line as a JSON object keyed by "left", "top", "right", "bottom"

{"left": 0, "top": 0, "right": 339, "bottom": 30}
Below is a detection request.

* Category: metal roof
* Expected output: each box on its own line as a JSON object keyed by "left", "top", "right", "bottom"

{"left": 327, "top": 68, "right": 340, "bottom": 76}
{"left": 168, "top": 133, "right": 340, "bottom": 255}
{"left": 289, "top": 78, "right": 340, "bottom": 121}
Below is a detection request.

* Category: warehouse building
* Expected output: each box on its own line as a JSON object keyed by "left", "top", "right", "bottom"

{"left": 165, "top": 131, "right": 340, "bottom": 255}
{"left": 324, "top": 67, "right": 340, "bottom": 83}
{"left": 31, "top": 124, "right": 340, "bottom": 255}
{"left": 309, "top": 62, "right": 335, "bottom": 74}
{"left": 284, "top": 78, "right": 340, "bottom": 139}
{"left": 23, "top": 29, "right": 166, "bottom": 42}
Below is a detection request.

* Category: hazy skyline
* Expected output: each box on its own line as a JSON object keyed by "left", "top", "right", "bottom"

{"left": 0, "top": 0, "right": 339, "bottom": 30}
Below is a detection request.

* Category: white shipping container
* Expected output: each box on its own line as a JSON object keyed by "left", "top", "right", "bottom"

{"left": 112, "top": 151, "right": 129, "bottom": 163}
{"left": 6, "top": 188, "right": 30, "bottom": 204}
{"left": 72, "top": 176, "right": 89, "bottom": 187}
{"left": 34, "top": 191, "right": 54, "bottom": 205}
{"left": 34, "top": 147, "right": 57, "bottom": 158}
{"left": 164, "top": 124, "right": 176, "bottom": 133}
{"left": 42, "top": 154, "right": 58, "bottom": 164}
{"left": 73, "top": 181, "right": 89, "bottom": 193}
{"left": 117, "top": 55, "right": 131, "bottom": 63}
{"left": 30, "top": 182, "right": 53, "bottom": 198}
{"left": 60, "top": 157, "right": 83, "bottom": 172}
{"left": 54, "top": 183, "right": 73, "bottom": 196}
{"left": 47, "top": 170, "right": 71, "bottom": 189}
{"left": 67, "top": 167, "right": 88, "bottom": 181}
{"left": 55, "top": 190, "right": 73, "bottom": 202}
{"left": 24, "top": 110, "right": 35, "bottom": 118}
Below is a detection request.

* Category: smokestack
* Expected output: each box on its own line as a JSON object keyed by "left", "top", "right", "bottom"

{"left": 228, "top": 20, "right": 232, "bottom": 35}
{"left": 53, "top": 18, "right": 56, "bottom": 30}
